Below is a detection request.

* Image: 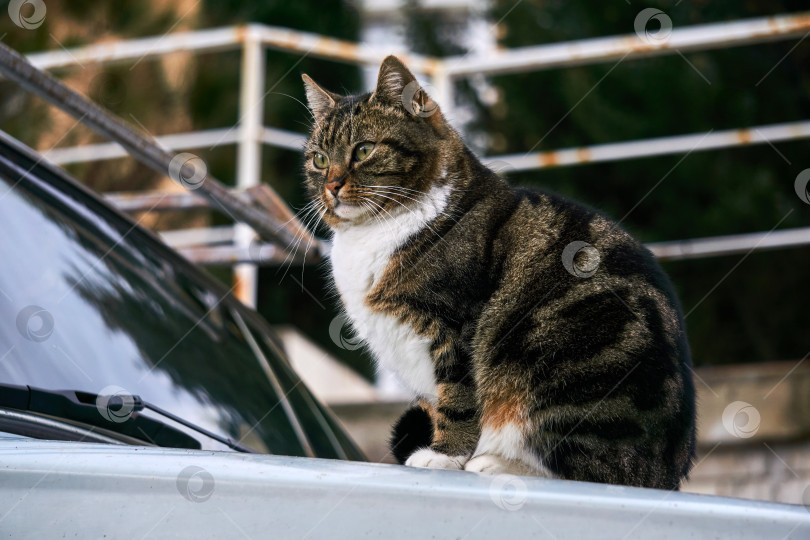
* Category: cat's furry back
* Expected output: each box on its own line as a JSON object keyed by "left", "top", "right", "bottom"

{"left": 301, "top": 56, "right": 696, "bottom": 489}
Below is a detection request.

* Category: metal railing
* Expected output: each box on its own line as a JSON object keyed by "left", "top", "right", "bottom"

{"left": 18, "top": 11, "right": 810, "bottom": 305}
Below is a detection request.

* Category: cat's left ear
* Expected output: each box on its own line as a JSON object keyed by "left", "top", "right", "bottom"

{"left": 302, "top": 74, "right": 340, "bottom": 120}
{"left": 372, "top": 55, "right": 438, "bottom": 118}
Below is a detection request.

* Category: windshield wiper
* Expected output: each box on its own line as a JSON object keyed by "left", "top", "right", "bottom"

{"left": 0, "top": 383, "right": 255, "bottom": 453}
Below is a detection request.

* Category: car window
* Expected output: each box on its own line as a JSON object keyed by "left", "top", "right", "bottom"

{"left": 0, "top": 135, "right": 346, "bottom": 457}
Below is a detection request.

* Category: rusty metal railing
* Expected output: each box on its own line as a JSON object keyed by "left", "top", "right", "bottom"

{"left": 8, "top": 11, "right": 810, "bottom": 306}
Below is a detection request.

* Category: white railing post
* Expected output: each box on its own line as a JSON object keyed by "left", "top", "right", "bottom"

{"left": 431, "top": 66, "right": 453, "bottom": 125}
{"left": 233, "top": 31, "right": 265, "bottom": 307}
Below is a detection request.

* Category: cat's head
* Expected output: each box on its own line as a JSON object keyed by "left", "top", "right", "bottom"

{"left": 301, "top": 56, "right": 453, "bottom": 229}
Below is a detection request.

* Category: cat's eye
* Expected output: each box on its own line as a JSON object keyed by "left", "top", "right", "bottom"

{"left": 353, "top": 142, "right": 375, "bottom": 162}
{"left": 313, "top": 153, "right": 329, "bottom": 169}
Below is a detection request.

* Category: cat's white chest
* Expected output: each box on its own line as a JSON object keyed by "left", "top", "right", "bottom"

{"left": 329, "top": 184, "right": 452, "bottom": 400}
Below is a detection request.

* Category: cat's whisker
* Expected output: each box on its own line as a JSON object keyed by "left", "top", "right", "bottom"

{"left": 361, "top": 187, "right": 462, "bottom": 225}
{"left": 276, "top": 202, "right": 323, "bottom": 280}
{"left": 362, "top": 184, "right": 427, "bottom": 195}
{"left": 267, "top": 91, "right": 317, "bottom": 124}
{"left": 299, "top": 205, "right": 327, "bottom": 284}
{"left": 362, "top": 191, "right": 444, "bottom": 240}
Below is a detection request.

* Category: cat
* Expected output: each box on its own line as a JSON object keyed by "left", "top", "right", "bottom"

{"left": 301, "top": 56, "right": 696, "bottom": 489}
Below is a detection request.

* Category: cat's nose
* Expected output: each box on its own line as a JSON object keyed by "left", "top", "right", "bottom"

{"left": 325, "top": 178, "right": 345, "bottom": 197}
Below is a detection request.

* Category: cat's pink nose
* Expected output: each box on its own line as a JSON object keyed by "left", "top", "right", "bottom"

{"left": 325, "top": 178, "right": 345, "bottom": 197}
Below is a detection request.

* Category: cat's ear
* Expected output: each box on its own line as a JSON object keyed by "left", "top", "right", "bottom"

{"left": 302, "top": 74, "right": 339, "bottom": 120}
{"left": 372, "top": 56, "right": 438, "bottom": 117}
{"left": 373, "top": 56, "right": 416, "bottom": 101}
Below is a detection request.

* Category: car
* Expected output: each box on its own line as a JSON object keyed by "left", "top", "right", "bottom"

{"left": 0, "top": 127, "right": 364, "bottom": 460}
{"left": 0, "top": 129, "right": 808, "bottom": 539}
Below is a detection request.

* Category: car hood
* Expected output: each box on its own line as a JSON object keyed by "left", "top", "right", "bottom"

{"left": 1, "top": 435, "right": 807, "bottom": 539}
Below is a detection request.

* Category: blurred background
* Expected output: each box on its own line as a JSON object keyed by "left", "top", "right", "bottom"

{"left": 1, "top": 0, "right": 809, "bottom": 504}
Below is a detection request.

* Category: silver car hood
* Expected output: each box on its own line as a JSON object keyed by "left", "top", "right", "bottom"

{"left": 0, "top": 435, "right": 807, "bottom": 539}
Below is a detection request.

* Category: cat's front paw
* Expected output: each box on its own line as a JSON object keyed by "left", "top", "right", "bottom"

{"left": 405, "top": 448, "right": 467, "bottom": 470}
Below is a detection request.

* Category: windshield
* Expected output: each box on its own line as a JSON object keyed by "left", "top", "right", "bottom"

{"left": 0, "top": 132, "right": 362, "bottom": 460}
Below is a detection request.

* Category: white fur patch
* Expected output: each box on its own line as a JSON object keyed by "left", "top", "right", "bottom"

{"left": 472, "top": 423, "right": 556, "bottom": 477}
{"left": 405, "top": 448, "right": 467, "bottom": 470}
{"left": 330, "top": 184, "right": 452, "bottom": 400}
{"left": 333, "top": 201, "right": 366, "bottom": 220}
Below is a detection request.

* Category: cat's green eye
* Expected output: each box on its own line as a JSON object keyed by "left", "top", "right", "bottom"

{"left": 313, "top": 153, "right": 329, "bottom": 169}
{"left": 353, "top": 142, "right": 375, "bottom": 162}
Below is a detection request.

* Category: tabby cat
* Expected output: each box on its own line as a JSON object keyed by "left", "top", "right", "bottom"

{"left": 301, "top": 56, "right": 696, "bottom": 489}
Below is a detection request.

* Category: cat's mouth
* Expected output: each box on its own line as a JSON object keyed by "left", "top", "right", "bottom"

{"left": 332, "top": 198, "right": 368, "bottom": 221}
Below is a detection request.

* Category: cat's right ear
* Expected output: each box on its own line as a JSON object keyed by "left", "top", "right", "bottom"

{"left": 372, "top": 56, "right": 440, "bottom": 120}
{"left": 302, "top": 74, "right": 339, "bottom": 120}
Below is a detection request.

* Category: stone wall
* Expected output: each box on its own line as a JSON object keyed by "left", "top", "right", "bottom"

{"left": 684, "top": 440, "right": 810, "bottom": 505}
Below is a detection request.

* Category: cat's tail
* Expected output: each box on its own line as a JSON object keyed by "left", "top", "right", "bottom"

{"left": 389, "top": 399, "right": 435, "bottom": 464}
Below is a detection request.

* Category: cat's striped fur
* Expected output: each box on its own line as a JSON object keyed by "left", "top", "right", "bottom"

{"left": 301, "top": 56, "right": 696, "bottom": 489}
